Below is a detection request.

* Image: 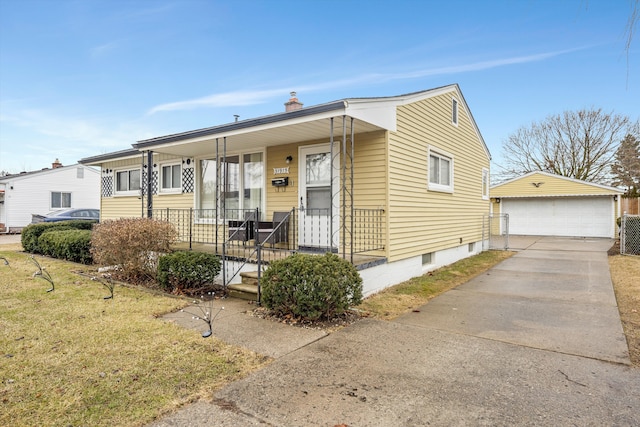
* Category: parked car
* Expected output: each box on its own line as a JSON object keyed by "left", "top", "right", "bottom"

{"left": 31, "top": 208, "right": 100, "bottom": 223}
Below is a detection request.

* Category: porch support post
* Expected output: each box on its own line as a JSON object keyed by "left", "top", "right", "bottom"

{"left": 342, "top": 116, "right": 347, "bottom": 259}
{"left": 350, "top": 116, "right": 354, "bottom": 264}
{"left": 215, "top": 138, "right": 219, "bottom": 251}
{"left": 146, "top": 150, "right": 153, "bottom": 218}
{"left": 141, "top": 152, "right": 145, "bottom": 218}
{"left": 329, "top": 117, "right": 334, "bottom": 251}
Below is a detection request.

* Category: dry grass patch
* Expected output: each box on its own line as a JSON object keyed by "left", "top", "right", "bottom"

{"left": 0, "top": 250, "right": 269, "bottom": 427}
{"left": 357, "top": 250, "right": 514, "bottom": 320}
{"left": 609, "top": 254, "right": 640, "bottom": 367}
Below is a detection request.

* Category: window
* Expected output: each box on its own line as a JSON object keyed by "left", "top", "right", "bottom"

{"left": 51, "top": 192, "right": 71, "bottom": 209}
{"left": 452, "top": 98, "right": 458, "bottom": 126}
{"left": 115, "top": 168, "right": 141, "bottom": 194}
{"left": 428, "top": 147, "right": 454, "bottom": 193}
{"left": 198, "top": 152, "right": 264, "bottom": 219}
{"left": 482, "top": 168, "right": 489, "bottom": 199}
{"left": 422, "top": 252, "right": 434, "bottom": 265}
{"left": 161, "top": 163, "right": 181, "bottom": 192}
{"left": 468, "top": 242, "right": 475, "bottom": 253}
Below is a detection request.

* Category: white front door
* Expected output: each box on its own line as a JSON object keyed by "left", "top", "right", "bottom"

{"left": 298, "top": 144, "right": 339, "bottom": 249}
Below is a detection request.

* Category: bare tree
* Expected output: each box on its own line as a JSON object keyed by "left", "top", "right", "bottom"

{"left": 611, "top": 133, "right": 640, "bottom": 195}
{"left": 500, "top": 109, "right": 634, "bottom": 184}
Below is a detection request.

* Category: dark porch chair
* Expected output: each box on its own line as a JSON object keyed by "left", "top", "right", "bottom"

{"left": 228, "top": 211, "right": 257, "bottom": 244}
{"left": 257, "top": 211, "right": 290, "bottom": 248}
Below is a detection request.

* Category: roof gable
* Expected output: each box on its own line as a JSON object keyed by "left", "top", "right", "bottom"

{"left": 490, "top": 171, "right": 622, "bottom": 197}
{"left": 0, "top": 164, "right": 99, "bottom": 183}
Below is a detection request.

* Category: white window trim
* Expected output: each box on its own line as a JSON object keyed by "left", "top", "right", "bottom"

{"left": 451, "top": 97, "right": 459, "bottom": 126}
{"left": 482, "top": 168, "right": 489, "bottom": 200}
{"left": 114, "top": 167, "right": 142, "bottom": 197}
{"left": 428, "top": 146, "right": 454, "bottom": 193}
{"left": 50, "top": 191, "right": 72, "bottom": 209}
{"left": 159, "top": 162, "right": 182, "bottom": 194}
{"left": 194, "top": 149, "right": 266, "bottom": 223}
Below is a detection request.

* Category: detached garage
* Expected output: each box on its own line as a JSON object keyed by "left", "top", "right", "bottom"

{"left": 490, "top": 172, "right": 622, "bottom": 238}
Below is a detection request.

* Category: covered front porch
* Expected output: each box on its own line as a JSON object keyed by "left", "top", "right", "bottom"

{"left": 131, "top": 99, "right": 396, "bottom": 300}
{"left": 153, "top": 206, "right": 387, "bottom": 300}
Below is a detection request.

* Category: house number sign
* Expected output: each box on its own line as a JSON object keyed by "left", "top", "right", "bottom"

{"left": 273, "top": 167, "right": 289, "bottom": 175}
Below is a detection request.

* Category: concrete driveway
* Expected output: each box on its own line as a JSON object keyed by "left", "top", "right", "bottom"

{"left": 152, "top": 236, "right": 640, "bottom": 426}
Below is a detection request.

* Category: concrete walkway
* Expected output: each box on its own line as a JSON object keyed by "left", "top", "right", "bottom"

{"left": 146, "top": 237, "right": 639, "bottom": 425}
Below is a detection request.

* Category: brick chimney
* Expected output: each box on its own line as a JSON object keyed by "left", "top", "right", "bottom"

{"left": 52, "top": 158, "right": 62, "bottom": 169}
{"left": 284, "top": 91, "right": 303, "bottom": 112}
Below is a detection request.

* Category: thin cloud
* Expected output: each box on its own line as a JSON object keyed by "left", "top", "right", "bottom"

{"left": 2, "top": 108, "right": 136, "bottom": 149}
{"left": 90, "top": 41, "right": 119, "bottom": 59}
{"left": 146, "top": 88, "right": 288, "bottom": 115}
{"left": 147, "top": 48, "right": 583, "bottom": 115}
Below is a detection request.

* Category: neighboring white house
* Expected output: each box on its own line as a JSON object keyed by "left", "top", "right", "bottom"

{"left": 0, "top": 160, "right": 100, "bottom": 233}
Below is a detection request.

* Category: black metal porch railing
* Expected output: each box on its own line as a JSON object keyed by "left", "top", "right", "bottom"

{"left": 152, "top": 206, "right": 386, "bottom": 301}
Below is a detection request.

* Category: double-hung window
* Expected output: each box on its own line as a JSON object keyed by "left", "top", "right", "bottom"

{"left": 115, "top": 168, "right": 141, "bottom": 195}
{"left": 51, "top": 192, "right": 71, "bottom": 209}
{"left": 428, "top": 147, "right": 454, "bottom": 193}
{"left": 161, "top": 163, "right": 181, "bottom": 193}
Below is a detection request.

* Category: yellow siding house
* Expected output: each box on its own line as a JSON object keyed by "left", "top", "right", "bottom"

{"left": 81, "top": 84, "right": 491, "bottom": 295}
{"left": 490, "top": 171, "right": 622, "bottom": 238}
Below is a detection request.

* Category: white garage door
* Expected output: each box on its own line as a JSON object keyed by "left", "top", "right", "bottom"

{"left": 502, "top": 197, "right": 613, "bottom": 238}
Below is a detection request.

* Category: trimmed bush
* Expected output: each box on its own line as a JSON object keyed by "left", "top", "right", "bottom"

{"left": 157, "top": 251, "right": 221, "bottom": 295}
{"left": 22, "top": 220, "right": 97, "bottom": 253}
{"left": 91, "top": 218, "right": 178, "bottom": 284}
{"left": 37, "top": 229, "right": 93, "bottom": 264}
{"left": 261, "top": 253, "right": 363, "bottom": 321}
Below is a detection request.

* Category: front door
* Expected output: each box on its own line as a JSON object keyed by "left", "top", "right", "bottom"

{"left": 298, "top": 144, "right": 339, "bottom": 250}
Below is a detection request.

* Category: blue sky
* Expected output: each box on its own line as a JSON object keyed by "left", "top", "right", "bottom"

{"left": 0, "top": 0, "right": 638, "bottom": 174}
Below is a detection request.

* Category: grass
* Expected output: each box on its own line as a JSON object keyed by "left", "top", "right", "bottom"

{"left": 609, "top": 254, "right": 640, "bottom": 367}
{"left": 0, "top": 249, "right": 269, "bottom": 427}
{"left": 357, "top": 250, "right": 514, "bottom": 320}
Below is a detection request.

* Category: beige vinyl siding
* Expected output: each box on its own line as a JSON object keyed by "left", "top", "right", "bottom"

{"left": 100, "top": 158, "right": 143, "bottom": 220}
{"left": 491, "top": 172, "right": 620, "bottom": 197}
{"left": 265, "top": 130, "right": 388, "bottom": 255}
{"left": 154, "top": 193, "right": 194, "bottom": 210}
{"left": 387, "top": 90, "right": 490, "bottom": 262}
{"left": 265, "top": 142, "right": 300, "bottom": 219}
{"left": 99, "top": 155, "right": 192, "bottom": 220}
{"left": 101, "top": 197, "right": 143, "bottom": 220}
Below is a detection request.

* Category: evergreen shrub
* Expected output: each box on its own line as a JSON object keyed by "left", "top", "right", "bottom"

{"left": 261, "top": 253, "right": 363, "bottom": 321}
{"left": 157, "top": 251, "right": 221, "bottom": 295}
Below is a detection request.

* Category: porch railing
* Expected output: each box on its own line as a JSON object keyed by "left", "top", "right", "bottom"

{"left": 152, "top": 206, "right": 386, "bottom": 301}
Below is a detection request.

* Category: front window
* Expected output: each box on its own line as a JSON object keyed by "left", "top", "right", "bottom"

{"left": 115, "top": 168, "right": 141, "bottom": 194}
{"left": 428, "top": 148, "right": 454, "bottom": 193}
{"left": 161, "top": 163, "right": 181, "bottom": 192}
{"left": 51, "top": 191, "right": 71, "bottom": 209}
{"left": 198, "top": 152, "right": 263, "bottom": 219}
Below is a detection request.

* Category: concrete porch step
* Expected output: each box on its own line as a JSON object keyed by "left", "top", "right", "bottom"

{"left": 227, "top": 271, "right": 260, "bottom": 300}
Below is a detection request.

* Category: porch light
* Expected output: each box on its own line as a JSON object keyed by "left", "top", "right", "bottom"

{"left": 614, "top": 195, "right": 618, "bottom": 201}
{"left": 286, "top": 155, "right": 293, "bottom": 164}
{"left": 495, "top": 198, "right": 501, "bottom": 203}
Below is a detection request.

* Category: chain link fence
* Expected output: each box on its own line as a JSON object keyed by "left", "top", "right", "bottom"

{"left": 621, "top": 213, "right": 640, "bottom": 256}
{"left": 483, "top": 213, "right": 509, "bottom": 250}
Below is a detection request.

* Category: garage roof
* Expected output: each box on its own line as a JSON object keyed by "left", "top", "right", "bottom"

{"left": 490, "top": 171, "right": 623, "bottom": 198}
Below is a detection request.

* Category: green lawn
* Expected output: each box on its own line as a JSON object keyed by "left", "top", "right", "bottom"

{"left": 0, "top": 250, "right": 269, "bottom": 427}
